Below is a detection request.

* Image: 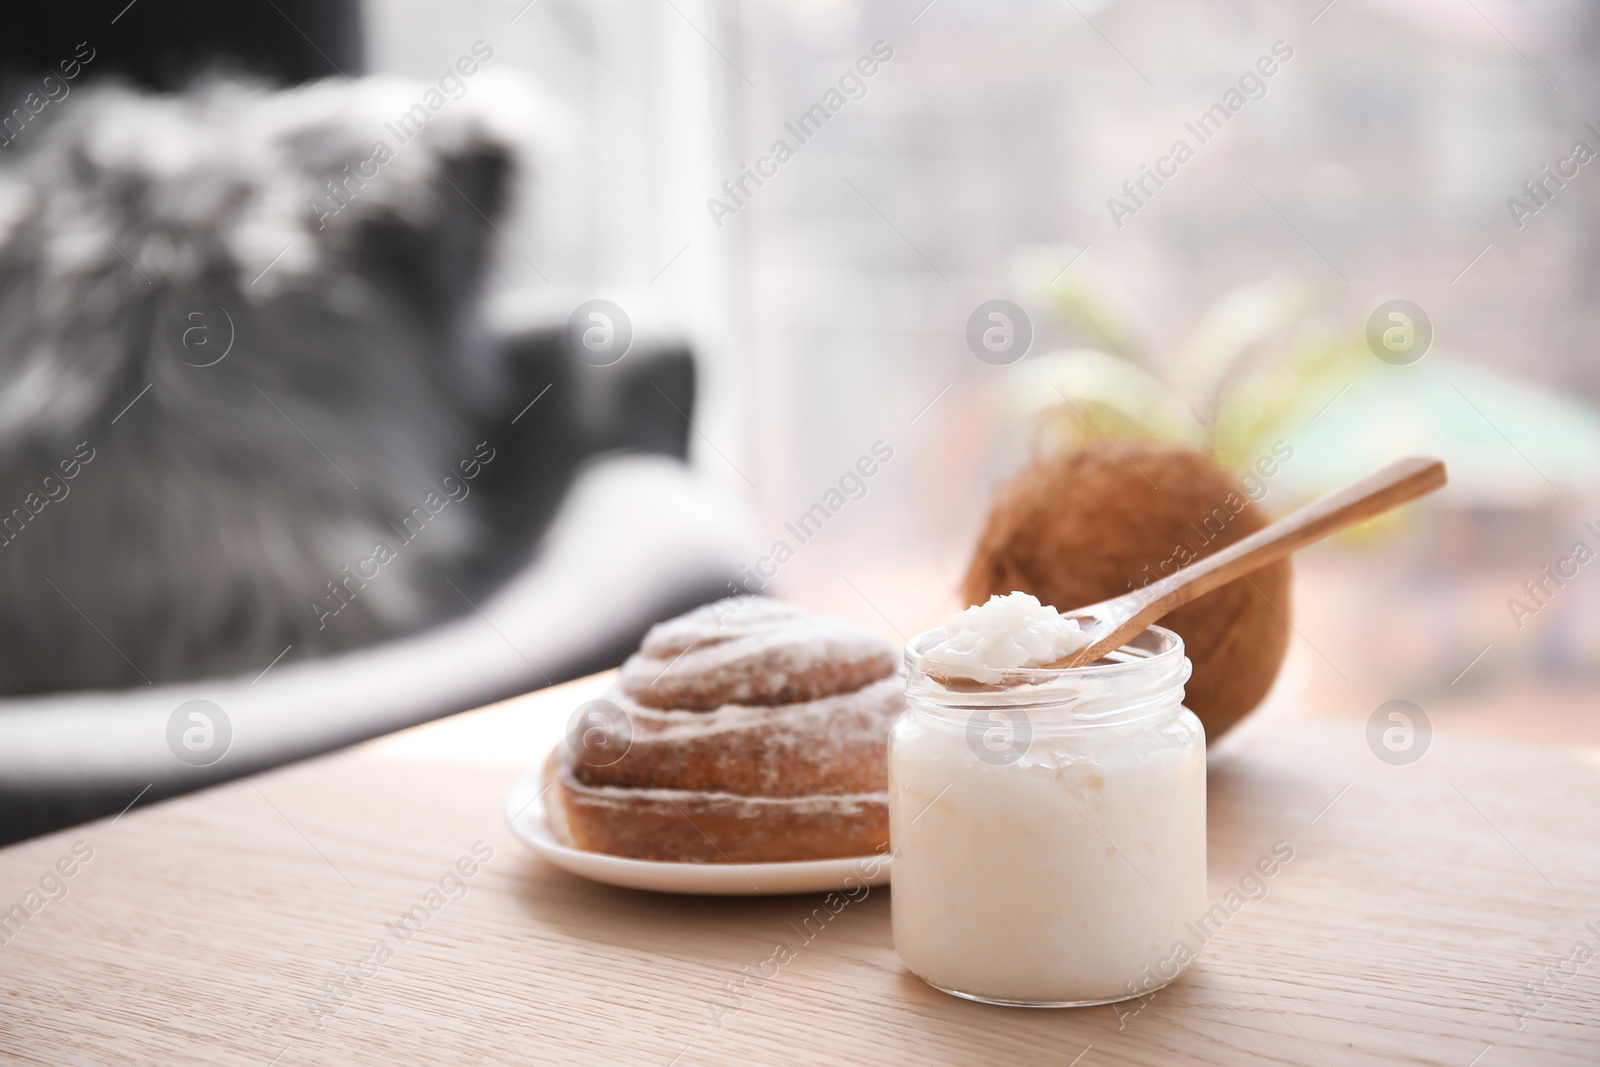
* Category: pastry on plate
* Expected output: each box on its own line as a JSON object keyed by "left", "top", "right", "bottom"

{"left": 547, "top": 597, "right": 903, "bottom": 863}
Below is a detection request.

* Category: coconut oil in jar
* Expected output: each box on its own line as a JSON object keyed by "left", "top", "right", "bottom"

{"left": 889, "top": 604, "right": 1205, "bottom": 1007}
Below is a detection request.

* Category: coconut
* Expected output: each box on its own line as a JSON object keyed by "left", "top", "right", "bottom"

{"left": 961, "top": 442, "right": 1290, "bottom": 742}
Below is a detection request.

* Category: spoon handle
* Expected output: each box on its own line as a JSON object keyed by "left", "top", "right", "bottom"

{"left": 1135, "top": 454, "right": 1447, "bottom": 616}
{"left": 1053, "top": 455, "right": 1448, "bottom": 668}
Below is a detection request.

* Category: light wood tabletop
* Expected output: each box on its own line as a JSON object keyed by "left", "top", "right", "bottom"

{"left": 2, "top": 670, "right": 1596, "bottom": 1066}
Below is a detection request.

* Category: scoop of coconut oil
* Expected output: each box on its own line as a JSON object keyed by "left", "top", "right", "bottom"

{"left": 921, "top": 592, "right": 1089, "bottom": 672}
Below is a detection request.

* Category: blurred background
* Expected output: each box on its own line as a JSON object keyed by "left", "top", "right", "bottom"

{"left": 2, "top": 0, "right": 1597, "bottom": 841}
{"left": 377, "top": 0, "right": 1599, "bottom": 743}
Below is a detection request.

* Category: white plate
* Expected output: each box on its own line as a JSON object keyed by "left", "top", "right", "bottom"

{"left": 503, "top": 764, "right": 892, "bottom": 896}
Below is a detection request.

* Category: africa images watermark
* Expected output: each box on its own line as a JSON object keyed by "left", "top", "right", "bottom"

{"left": 1123, "top": 441, "right": 1294, "bottom": 592}
{"left": 0, "top": 441, "right": 96, "bottom": 548}
{"left": 302, "top": 841, "right": 494, "bottom": 1030}
{"left": 0, "top": 841, "right": 95, "bottom": 947}
{"left": 0, "top": 40, "right": 96, "bottom": 149}
{"left": 1508, "top": 919, "right": 1600, "bottom": 1030}
{"left": 309, "top": 40, "right": 497, "bottom": 230}
{"left": 310, "top": 441, "right": 497, "bottom": 630}
{"left": 1504, "top": 517, "right": 1600, "bottom": 631}
{"left": 1107, "top": 40, "right": 1295, "bottom": 229}
{"left": 706, "top": 40, "right": 895, "bottom": 229}
{"left": 705, "top": 847, "right": 888, "bottom": 1028}
{"left": 1506, "top": 120, "right": 1600, "bottom": 231}
{"left": 711, "top": 439, "right": 895, "bottom": 620}
{"left": 1367, "top": 698, "right": 1431, "bottom": 765}
{"left": 1115, "top": 840, "right": 1296, "bottom": 1022}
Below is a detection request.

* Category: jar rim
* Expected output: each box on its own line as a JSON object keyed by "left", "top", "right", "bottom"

{"left": 901, "top": 623, "right": 1191, "bottom": 722}
{"left": 905, "top": 622, "right": 1184, "bottom": 680}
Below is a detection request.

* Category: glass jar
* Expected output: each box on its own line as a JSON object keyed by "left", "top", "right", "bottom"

{"left": 888, "top": 624, "right": 1205, "bottom": 1008}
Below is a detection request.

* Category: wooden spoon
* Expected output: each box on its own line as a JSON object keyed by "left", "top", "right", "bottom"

{"left": 1046, "top": 455, "right": 1448, "bottom": 669}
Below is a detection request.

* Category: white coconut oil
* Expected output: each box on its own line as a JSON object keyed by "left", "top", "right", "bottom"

{"left": 889, "top": 622, "right": 1206, "bottom": 1007}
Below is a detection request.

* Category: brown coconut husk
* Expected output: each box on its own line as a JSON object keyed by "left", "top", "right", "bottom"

{"left": 961, "top": 442, "right": 1291, "bottom": 742}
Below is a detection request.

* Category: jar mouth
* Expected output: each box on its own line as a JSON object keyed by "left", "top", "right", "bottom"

{"left": 902, "top": 623, "right": 1191, "bottom": 723}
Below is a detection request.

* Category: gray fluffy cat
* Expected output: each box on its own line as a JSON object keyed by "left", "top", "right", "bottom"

{"left": 0, "top": 74, "right": 522, "bottom": 693}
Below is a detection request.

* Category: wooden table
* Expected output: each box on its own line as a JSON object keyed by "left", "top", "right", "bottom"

{"left": 2, "top": 671, "right": 1597, "bottom": 1066}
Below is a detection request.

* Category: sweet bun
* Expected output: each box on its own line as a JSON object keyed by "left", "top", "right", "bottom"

{"left": 552, "top": 597, "right": 905, "bottom": 863}
{"left": 618, "top": 597, "right": 898, "bottom": 711}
